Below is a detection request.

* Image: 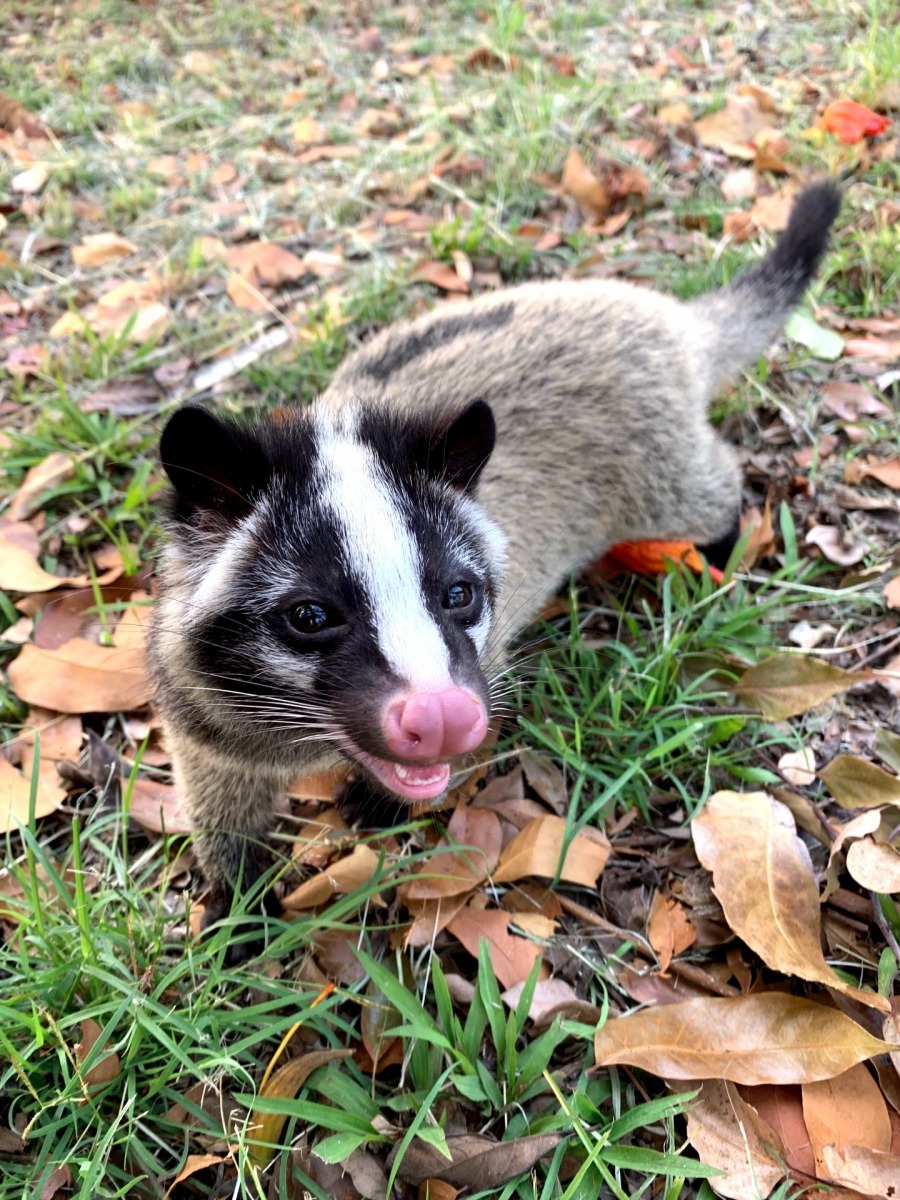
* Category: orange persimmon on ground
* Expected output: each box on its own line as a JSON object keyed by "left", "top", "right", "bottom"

{"left": 597, "top": 539, "right": 725, "bottom": 584}
{"left": 817, "top": 100, "right": 891, "bottom": 144}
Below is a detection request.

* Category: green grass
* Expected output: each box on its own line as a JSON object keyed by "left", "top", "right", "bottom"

{"left": 1, "top": 0, "right": 897, "bottom": 1195}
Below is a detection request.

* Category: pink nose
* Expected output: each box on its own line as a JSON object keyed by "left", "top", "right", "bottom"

{"left": 383, "top": 688, "right": 488, "bottom": 761}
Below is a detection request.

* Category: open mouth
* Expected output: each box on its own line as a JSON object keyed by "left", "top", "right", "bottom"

{"left": 339, "top": 740, "right": 451, "bottom": 802}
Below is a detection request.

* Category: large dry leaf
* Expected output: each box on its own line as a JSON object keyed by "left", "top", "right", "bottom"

{"left": 405, "top": 804, "right": 502, "bottom": 900}
{"left": 802, "top": 1063, "right": 892, "bottom": 1177}
{"left": 7, "top": 452, "right": 75, "bottom": 521}
{"left": 248, "top": 1047, "right": 351, "bottom": 1169}
{"left": 387, "top": 1131, "right": 564, "bottom": 1189}
{"left": 819, "top": 755, "right": 900, "bottom": 808}
{"left": 0, "top": 757, "right": 67, "bottom": 833}
{"left": 846, "top": 838, "right": 900, "bottom": 893}
{"left": 280, "top": 843, "right": 380, "bottom": 909}
{"left": 492, "top": 815, "right": 609, "bottom": 886}
{"left": 446, "top": 907, "right": 544, "bottom": 989}
{"left": 225, "top": 241, "right": 306, "bottom": 285}
{"left": 692, "top": 791, "right": 888, "bottom": 1011}
{"left": 0, "top": 91, "right": 49, "bottom": 137}
{"left": 685, "top": 1079, "right": 786, "bottom": 1199}
{"left": 695, "top": 94, "right": 775, "bottom": 152}
{"left": 593, "top": 994, "right": 896, "bottom": 1084}
{"left": 7, "top": 604, "right": 151, "bottom": 714}
{"left": 821, "top": 1142, "right": 900, "bottom": 1196}
{"left": 72, "top": 233, "right": 138, "bottom": 266}
{"left": 733, "top": 655, "right": 868, "bottom": 719}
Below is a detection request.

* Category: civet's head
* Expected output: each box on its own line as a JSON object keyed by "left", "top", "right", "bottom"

{"left": 157, "top": 399, "right": 506, "bottom": 803}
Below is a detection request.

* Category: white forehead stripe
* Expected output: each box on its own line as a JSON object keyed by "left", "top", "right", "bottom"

{"left": 188, "top": 510, "right": 261, "bottom": 621}
{"left": 317, "top": 413, "right": 452, "bottom": 689}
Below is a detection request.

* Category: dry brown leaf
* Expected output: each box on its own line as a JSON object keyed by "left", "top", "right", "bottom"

{"left": 446, "top": 907, "right": 543, "bottom": 989}
{"left": 409, "top": 261, "right": 469, "bottom": 293}
{"left": 647, "top": 893, "right": 696, "bottom": 973}
{"left": 819, "top": 756, "right": 900, "bottom": 808}
{"left": 90, "top": 296, "right": 169, "bottom": 344}
{"left": 296, "top": 143, "right": 360, "bottom": 164}
{"left": 7, "top": 452, "right": 75, "bottom": 521}
{"left": 805, "top": 524, "right": 868, "bottom": 566}
{"left": 72, "top": 233, "right": 138, "bottom": 267}
{"left": 857, "top": 458, "right": 900, "bottom": 489}
{"left": 594, "top": 993, "right": 897, "bottom": 1084}
{"left": 821, "top": 1141, "right": 900, "bottom": 1196}
{"left": 7, "top": 603, "right": 151, "bottom": 714}
{"left": 0, "top": 524, "right": 126, "bottom": 597}
{"left": 656, "top": 101, "right": 693, "bottom": 125}
{"left": 561, "top": 147, "right": 609, "bottom": 219}
{"left": 162, "top": 1154, "right": 228, "bottom": 1200}
{"left": 501, "top": 977, "right": 601, "bottom": 1026}
{"left": 404, "top": 804, "right": 502, "bottom": 900}
{"left": 884, "top": 576, "right": 900, "bottom": 610}
{"left": 692, "top": 790, "right": 889, "bottom": 1011}
{"left": 695, "top": 94, "right": 775, "bottom": 152}
{"left": 12, "top": 164, "right": 49, "bottom": 193}
{"left": 685, "top": 1079, "right": 786, "bottom": 1199}
{"left": 492, "top": 814, "right": 609, "bottom": 886}
{"left": 746, "top": 1085, "right": 817, "bottom": 1178}
{"left": 387, "top": 1131, "right": 563, "bottom": 1190}
{"left": 225, "top": 272, "right": 270, "bottom": 312}
{"left": 281, "top": 844, "right": 380, "bottom": 909}
{"left": 405, "top": 891, "right": 471, "bottom": 949}
{"left": 723, "top": 210, "right": 758, "bottom": 244}
{"left": 821, "top": 381, "right": 891, "bottom": 421}
{"left": 248, "top": 1047, "right": 351, "bottom": 1168}
{"left": 803, "top": 1062, "right": 892, "bottom": 1178}
{"left": 75, "top": 1017, "right": 121, "bottom": 1090}
{"left": 733, "top": 655, "right": 868, "bottom": 720}
{"left": 127, "top": 778, "right": 192, "bottom": 834}
{"left": 0, "top": 757, "right": 67, "bottom": 834}
{"left": 749, "top": 184, "right": 799, "bottom": 232}
{"left": 226, "top": 241, "right": 307, "bottom": 286}
{"left": 846, "top": 838, "right": 900, "bottom": 893}
{"left": 0, "top": 91, "right": 49, "bottom": 137}
{"left": 417, "top": 1181, "right": 458, "bottom": 1200}
{"left": 778, "top": 748, "right": 817, "bottom": 787}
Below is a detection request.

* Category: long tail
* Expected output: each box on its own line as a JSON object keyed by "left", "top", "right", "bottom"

{"left": 691, "top": 181, "right": 842, "bottom": 399}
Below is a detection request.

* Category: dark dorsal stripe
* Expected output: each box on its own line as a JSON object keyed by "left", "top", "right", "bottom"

{"left": 356, "top": 302, "right": 516, "bottom": 381}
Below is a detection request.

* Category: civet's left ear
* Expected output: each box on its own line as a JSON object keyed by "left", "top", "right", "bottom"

{"left": 413, "top": 399, "right": 496, "bottom": 494}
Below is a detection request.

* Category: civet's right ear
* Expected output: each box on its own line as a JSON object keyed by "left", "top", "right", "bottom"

{"left": 159, "top": 405, "right": 270, "bottom": 524}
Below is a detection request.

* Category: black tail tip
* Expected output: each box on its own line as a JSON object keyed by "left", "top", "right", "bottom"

{"left": 770, "top": 179, "right": 842, "bottom": 279}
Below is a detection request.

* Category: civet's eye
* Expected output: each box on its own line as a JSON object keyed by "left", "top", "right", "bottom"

{"left": 288, "top": 602, "right": 342, "bottom": 635}
{"left": 444, "top": 581, "right": 475, "bottom": 611}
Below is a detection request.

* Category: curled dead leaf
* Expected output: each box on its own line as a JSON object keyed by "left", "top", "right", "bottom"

{"left": 387, "top": 1131, "right": 564, "bottom": 1190}
{"left": 802, "top": 1062, "right": 892, "bottom": 1179}
{"left": 446, "top": 907, "right": 544, "bottom": 989}
{"left": 75, "top": 1017, "right": 121, "bottom": 1091}
{"left": 692, "top": 790, "right": 888, "bottom": 1011}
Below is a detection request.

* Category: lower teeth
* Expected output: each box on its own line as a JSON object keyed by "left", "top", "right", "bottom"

{"left": 395, "top": 765, "right": 443, "bottom": 785}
